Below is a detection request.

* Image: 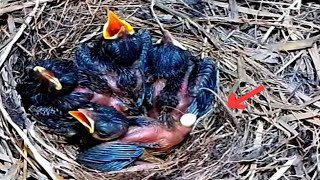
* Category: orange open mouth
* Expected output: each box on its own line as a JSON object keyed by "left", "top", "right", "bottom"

{"left": 69, "top": 109, "right": 94, "bottom": 133}
{"left": 33, "top": 66, "right": 62, "bottom": 90}
{"left": 103, "top": 10, "right": 135, "bottom": 39}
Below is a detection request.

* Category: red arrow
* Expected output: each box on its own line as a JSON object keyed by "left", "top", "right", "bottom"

{"left": 227, "top": 85, "right": 265, "bottom": 109}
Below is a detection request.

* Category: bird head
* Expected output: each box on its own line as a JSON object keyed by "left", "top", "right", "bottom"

{"left": 69, "top": 106, "right": 129, "bottom": 141}
{"left": 156, "top": 30, "right": 186, "bottom": 50}
{"left": 103, "top": 10, "right": 135, "bottom": 39}
{"left": 33, "top": 66, "right": 62, "bottom": 90}
{"left": 150, "top": 30, "right": 190, "bottom": 78}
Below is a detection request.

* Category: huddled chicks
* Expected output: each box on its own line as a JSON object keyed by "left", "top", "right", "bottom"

{"left": 17, "top": 10, "right": 219, "bottom": 172}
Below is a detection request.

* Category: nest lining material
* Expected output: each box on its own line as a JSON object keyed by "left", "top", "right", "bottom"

{"left": 1, "top": 0, "right": 320, "bottom": 179}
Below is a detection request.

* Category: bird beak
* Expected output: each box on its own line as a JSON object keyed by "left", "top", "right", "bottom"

{"left": 33, "top": 66, "right": 62, "bottom": 90}
{"left": 69, "top": 109, "right": 95, "bottom": 134}
{"left": 103, "top": 10, "right": 135, "bottom": 39}
{"left": 156, "top": 30, "right": 187, "bottom": 50}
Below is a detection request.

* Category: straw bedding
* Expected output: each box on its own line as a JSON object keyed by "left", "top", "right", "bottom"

{"left": 0, "top": 0, "right": 320, "bottom": 179}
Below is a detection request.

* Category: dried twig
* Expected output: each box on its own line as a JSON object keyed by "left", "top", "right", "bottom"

{"left": 0, "top": 105, "right": 60, "bottom": 180}
{"left": 0, "top": 0, "right": 53, "bottom": 15}
{"left": 0, "top": 0, "right": 41, "bottom": 69}
{"left": 1, "top": 0, "right": 320, "bottom": 179}
{"left": 146, "top": 0, "right": 220, "bottom": 49}
{"left": 150, "top": 0, "right": 165, "bottom": 33}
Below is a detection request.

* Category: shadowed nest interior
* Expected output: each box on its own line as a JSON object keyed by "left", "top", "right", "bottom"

{"left": 1, "top": 0, "right": 320, "bottom": 179}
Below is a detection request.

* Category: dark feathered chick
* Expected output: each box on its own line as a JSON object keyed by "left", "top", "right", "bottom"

{"left": 147, "top": 31, "right": 219, "bottom": 123}
{"left": 149, "top": 30, "right": 189, "bottom": 80}
{"left": 160, "top": 57, "right": 219, "bottom": 121}
{"left": 74, "top": 10, "right": 152, "bottom": 107}
{"left": 29, "top": 105, "right": 82, "bottom": 137}
{"left": 33, "top": 59, "right": 77, "bottom": 93}
{"left": 16, "top": 59, "right": 93, "bottom": 136}
{"left": 17, "top": 59, "right": 77, "bottom": 108}
{"left": 147, "top": 31, "right": 193, "bottom": 121}
{"left": 101, "top": 11, "right": 151, "bottom": 70}
{"left": 68, "top": 104, "right": 130, "bottom": 141}
{"left": 76, "top": 112, "right": 197, "bottom": 172}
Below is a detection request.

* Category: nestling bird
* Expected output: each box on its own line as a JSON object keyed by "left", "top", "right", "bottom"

{"left": 163, "top": 57, "right": 219, "bottom": 122}
{"left": 147, "top": 30, "right": 219, "bottom": 122}
{"left": 68, "top": 104, "right": 130, "bottom": 141}
{"left": 146, "top": 30, "right": 194, "bottom": 122}
{"left": 75, "top": 10, "right": 152, "bottom": 107}
{"left": 75, "top": 113, "right": 197, "bottom": 172}
{"left": 16, "top": 59, "right": 94, "bottom": 136}
{"left": 17, "top": 59, "right": 77, "bottom": 108}
{"left": 186, "top": 57, "right": 219, "bottom": 118}
{"left": 29, "top": 105, "right": 84, "bottom": 137}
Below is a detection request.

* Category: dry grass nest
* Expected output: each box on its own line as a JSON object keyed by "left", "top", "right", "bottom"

{"left": 1, "top": 0, "right": 320, "bottom": 179}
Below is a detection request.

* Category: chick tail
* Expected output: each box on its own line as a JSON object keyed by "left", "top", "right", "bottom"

{"left": 187, "top": 58, "right": 219, "bottom": 117}
{"left": 77, "top": 142, "right": 144, "bottom": 172}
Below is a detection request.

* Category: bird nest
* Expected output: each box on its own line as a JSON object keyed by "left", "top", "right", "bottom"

{"left": 1, "top": 0, "right": 320, "bottom": 179}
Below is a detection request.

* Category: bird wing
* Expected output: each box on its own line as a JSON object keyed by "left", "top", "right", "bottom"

{"left": 77, "top": 142, "right": 144, "bottom": 172}
{"left": 187, "top": 58, "right": 219, "bottom": 117}
{"left": 74, "top": 43, "right": 112, "bottom": 74}
{"left": 54, "top": 92, "right": 93, "bottom": 110}
{"left": 31, "top": 92, "right": 92, "bottom": 111}
{"left": 136, "top": 29, "right": 152, "bottom": 73}
{"left": 29, "top": 105, "right": 79, "bottom": 136}
{"left": 127, "top": 116, "right": 152, "bottom": 126}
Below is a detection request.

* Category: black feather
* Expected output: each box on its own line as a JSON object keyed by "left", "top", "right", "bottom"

{"left": 187, "top": 58, "right": 218, "bottom": 117}
{"left": 85, "top": 104, "right": 130, "bottom": 140}
{"left": 77, "top": 142, "right": 144, "bottom": 172}
{"left": 17, "top": 59, "right": 78, "bottom": 108}
{"left": 100, "top": 29, "right": 152, "bottom": 69}
{"left": 29, "top": 105, "right": 81, "bottom": 136}
{"left": 150, "top": 43, "right": 190, "bottom": 79}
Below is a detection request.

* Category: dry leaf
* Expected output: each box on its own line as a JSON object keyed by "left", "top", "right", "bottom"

{"left": 269, "top": 156, "right": 299, "bottom": 180}
{"left": 248, "top": 49, "right": 280, "bottom": 64}
{"left": 267, "top": 35, "right": 320, "bottom": 51}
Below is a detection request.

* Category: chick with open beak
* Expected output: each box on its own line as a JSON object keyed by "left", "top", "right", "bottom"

{"left": 69, "top": 104, "right": 129, "bottom": 141}
{"left": 76, "top": 112, "right": 198, "bottom": 172}
{"left": 101, "top": 10, "right": 150, "bottom": 67}
{"left": 75, "top": 10, "right": 152, "bottom": 108}
{"left": 32, "top": 59, "right": 78, "bottom": 94}
{"left": 102, "top": 10, "right": 135, "bottom": 40}
{"left": 16, "top": 59, "right": 97, "bottom": 136}
{"left": 101, "top": 10, "right": 152, "bottom": 105}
